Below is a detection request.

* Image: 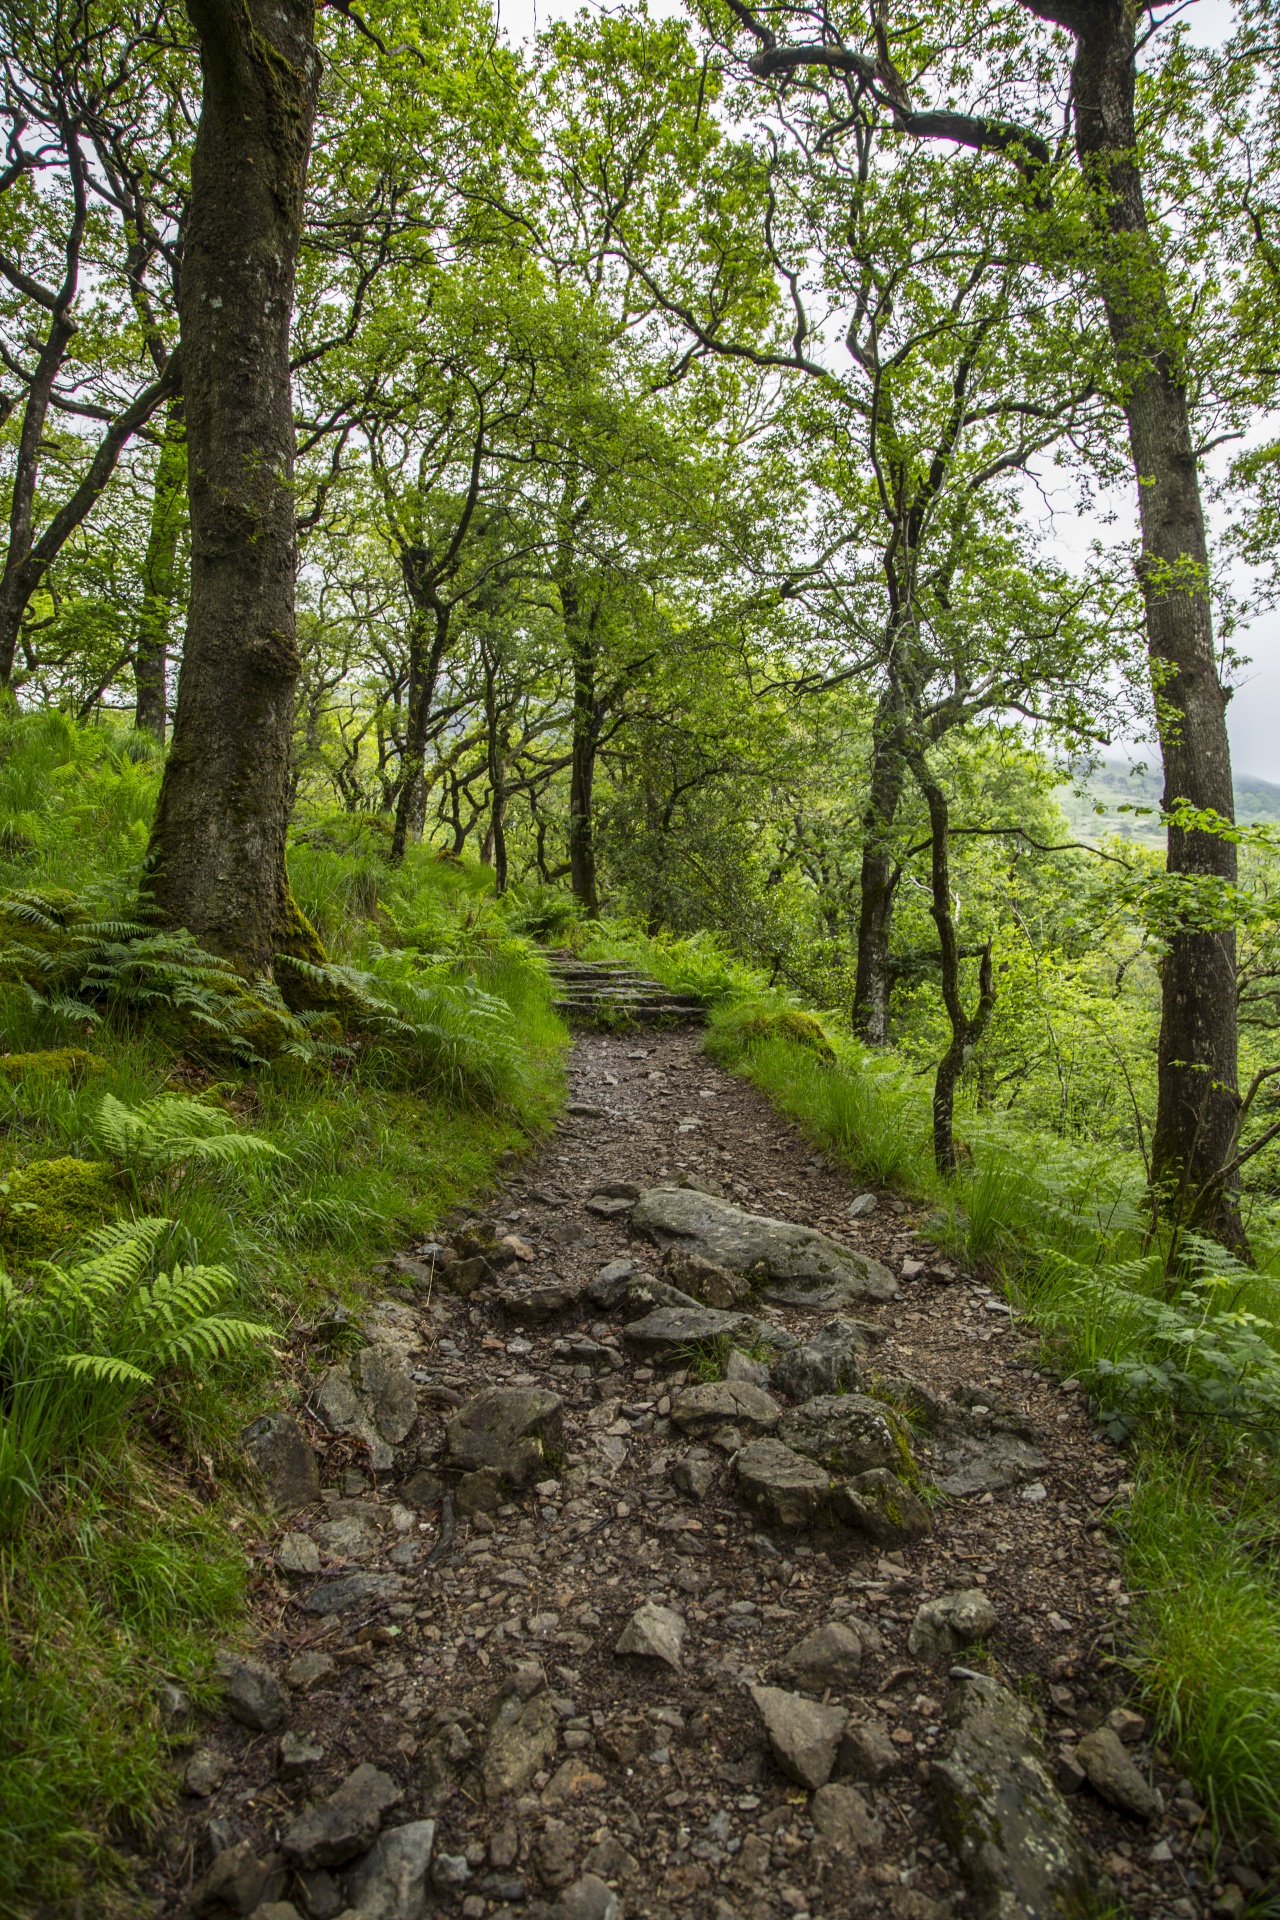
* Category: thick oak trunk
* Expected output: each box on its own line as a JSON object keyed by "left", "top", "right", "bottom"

{"left": 144, "top": 0, "right": 319, "bottom": 973}
{"left": 134, "top": 395, "right": 186, "bottom": 741}
{"left": 1067, "top": 0, "right": 1242, "bottom": 1244}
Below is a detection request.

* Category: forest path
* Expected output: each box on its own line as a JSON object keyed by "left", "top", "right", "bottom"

{"left": 155, "top": 1025, "right": 1206, "bottom": 1920}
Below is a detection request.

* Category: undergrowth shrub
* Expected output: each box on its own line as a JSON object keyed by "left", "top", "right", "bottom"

{"left": 715, "top": 999, "right": 836, "bottom": 1059}
{"left": 91, "top": 1091, "right": 284, "bottom": 1186}
{"left": 0, "top": 1216, "right": 270, "bottom": 1535}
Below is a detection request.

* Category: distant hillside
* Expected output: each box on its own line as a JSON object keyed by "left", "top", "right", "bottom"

{"left": 1055, "top": 761, "right": 1280, "bottom": 846}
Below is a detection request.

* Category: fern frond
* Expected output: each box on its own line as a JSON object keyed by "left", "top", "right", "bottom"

{"left": 153, "top": 1314, "right": 274, "bottom": 1369}
{"left": 62, "top": 1352, "right": 154, "bottom": 1385}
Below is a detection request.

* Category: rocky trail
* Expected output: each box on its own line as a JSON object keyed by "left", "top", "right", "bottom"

{"left": 149, "top": 1023, "right": 1248, "bottom": 1920}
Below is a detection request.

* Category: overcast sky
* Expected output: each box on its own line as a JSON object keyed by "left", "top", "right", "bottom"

{"left": 492, "top": 0, "right": 1280, "bottom": 786}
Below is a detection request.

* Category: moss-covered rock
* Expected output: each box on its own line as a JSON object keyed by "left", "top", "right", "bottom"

{"left": 0, "top": 1049, "right": 106, "bottom": 1085}
{"left": 0, "top": 1156, "right": 118, "bottom": 1258}
{"left": 733, "top": 1006, "right": 835, "bottom": 1061}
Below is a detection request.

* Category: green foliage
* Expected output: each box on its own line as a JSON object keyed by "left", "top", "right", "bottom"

{"left": 1126, "top": 1457, "right": 1280, "bottom": 1839}
{"left": 91, "top": 1092, "right": 284, "bottom": 1184}
{"left": 0, "top": 1156, "right": 118, "bottom": 1258}
{"left": 1030, "top": 1236, "right": 1280, "bottom": 1446}
{"left": 716, "top": 1000, "right": 836, "bottom": 1060}
{"left": 0, "top": 1484, "right": 245, "bottom": 1914}
{"left": 0, "top": 1216, "right": 271, "bottom": 1533}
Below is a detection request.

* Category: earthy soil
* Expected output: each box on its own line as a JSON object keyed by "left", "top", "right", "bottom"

{"left": 146, "top": 1024, "right": 1230, "bottom": 1920}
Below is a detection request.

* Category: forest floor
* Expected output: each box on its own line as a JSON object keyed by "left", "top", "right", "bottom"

{"left": 148, "top": 1022, "right": 1223, "bottom": 1920}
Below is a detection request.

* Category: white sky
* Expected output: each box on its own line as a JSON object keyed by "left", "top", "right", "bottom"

{"left": 492, "top": 0, "right": 1280, "bottom": 786}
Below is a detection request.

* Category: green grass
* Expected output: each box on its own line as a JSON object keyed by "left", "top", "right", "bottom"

{"left": 0, "top": 1470, "right": 246, "bottom": 1918}
{"left": 1127, "top": 1454, "right": 1280, "bottom": 1838}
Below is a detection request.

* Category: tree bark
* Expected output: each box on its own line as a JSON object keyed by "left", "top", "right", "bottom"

{"left": 564, "top": 578, "right": 601, "bottom": 918}
{"left": 390, "top": 594, "right": 449, "bottom": 863}
{"left": 134, "top": 395, "right": 186, "bottom": 740}
{"left": 910, "top": 754, "right": 996, "bottom": 1175}
{"left": 144, "top": 0, "right": 319, "bottom": 972}
{"left": 481, "top": 639, "right": 509, "bottom": 893}
{"left": 852, "top": 686, "right": 906, "bottom": 1045}
{"left": 1062, "top": 0, "right": 1242, "bottom": 1245}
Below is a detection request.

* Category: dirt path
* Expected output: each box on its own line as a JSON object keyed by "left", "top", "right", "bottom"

{"left": 152, "top": 1024, "right": 1218, "bottom": 1920}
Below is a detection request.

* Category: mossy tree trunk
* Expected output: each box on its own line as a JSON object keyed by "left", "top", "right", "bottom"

{"left": 134, "top": 395, "right": 186, "bottom": 741}
{"left": 144, "top": 0, "right": 320, "bottom": 975}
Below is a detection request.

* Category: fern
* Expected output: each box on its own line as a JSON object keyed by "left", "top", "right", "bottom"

{"left": 91, "top": 1093, "right": 284, "bottom": 1182}
{"left": 5, "top": 1220, "right": 272, "bottom": 1391}
{"left": 0, "top": 1216, "right": 272, "bottom": 1529}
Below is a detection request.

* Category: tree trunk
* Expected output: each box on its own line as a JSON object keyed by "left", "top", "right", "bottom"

{"left": 134, "top": 394, "right": 186, "bottom": 740}
{"left": 144, "top": 0, "right": 319, "bottom": 974}
{"left": 566, "top": 590, "right": 601, "bottom": 918}
{"left": 1066, "top": 0, "right": 1242, "bottom": 1245}
{"left": 852, "top": 688, "right": 906, "bottom": 1045}
{"left": 481, "top": 641, "right": 508, "bottom": 893}
{"left": 911, "top": 754, "right": 996, "bottom": 1176}
{"left": 391, "top": 584, "right": 448, "bottom": 863}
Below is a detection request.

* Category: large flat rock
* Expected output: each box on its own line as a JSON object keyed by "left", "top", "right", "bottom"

{"left": 631, "top": 1187, "right": 896, "bottom": 1303}
{"left": 622, "top": 1306, "right": 759, "bottom": 1359}
{"left": 931, "top": 1673, "right": 1099, "bottom": 1918}
{"left": 778, "top": 1393, "right": 911, "bottom": 1477}
{"left": 935, "top": 1431, "right": 1049, "bottom": 1497}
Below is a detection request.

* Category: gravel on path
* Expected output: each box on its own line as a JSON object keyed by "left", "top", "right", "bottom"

{"left": 148, "top": 1026, "right": 1220, "bottom": 1920}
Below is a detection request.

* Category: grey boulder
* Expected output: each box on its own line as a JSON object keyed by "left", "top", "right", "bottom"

{"left": 669, "top": 1379, "right": 780, "bottom": 1440}
{"left": 217, "top": 1652, "right": 288, "bottom": 1733}
{"left": 661, "top": 1244, "right": 754, "bottom": 1309}
{"left": 241, "top": 1413, "right": 321, "bottom": 1512}
{"left": 557, "top": 1873, "right": 621, "bottom": 1920}
{"left": 779, "top": 1620, "right": 870, "bottom": 1691}
{"left": 935, "top": 1431, "right": 1049, "bottom": 1498}
{"left": 809, "top": 1782, "right": 883, "bottom": 1851}
{"left": 281, "top": 1763, "right": 403, "bottom": 1869}
{"left": 342, "top": 1818, "right": 437, "bottom": 1918}
{"left": 832, "top": 1468, "right": 933, "bottom": 1547}
{"left": 671, "top": 1453, "right": 715, "bottom": 1500}
{"left": 908, "top": 1589, "right": 998, "bottom": 1663}
{"left": 444, "top": 1386, "right": 564, "bottom": 1490}
{"left": 587, "top": 1269, "right": 703, "bottom": 1317}
{"left": 353, "top": 1345, "right": 418, "bottom": 1445}
{"left": 313, "top": 1365, "right": 393, "bottom": 1472}
{"left": 185, "top": 1840, "right": 281, "bottom": 1915}
{"left": 836, "top": 1715, "right": 898, "bottom": 1784}
{"left": 622, "top": 1306, "right": 758, "bottom": 1360}
{"left": 302, "top": 1572, "right": 407, "bottom": 1616}
{"left": 734, "top": 1438, "right": 832, "bottom": 1529}
{"left": 749, "top": 1684, "right": 847, "bottom": 1790}
{"left": 931, "top": 1672, "right": 1099, "bottom": 1920}
{"left": 723, "top": 1347, "right": 771, "bottom": 1387}
{"left": 769, "top": 1320, "right": 864, "bottom": 1401}
{"left": 1075, "top": 1726, "right": 1162, "bottom": 1821}
{"left": 631, "top": 1188, "right": 896, "bottom": 1302}
{"left": 778, "top": 1393, "right": 912, "bottom": 1478}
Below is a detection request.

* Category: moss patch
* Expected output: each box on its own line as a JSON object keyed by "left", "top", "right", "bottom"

{"left": 0, "top": 1157, "right": 118, "bottom": 1259}
{"left": 732, "top": 1007, "right": 835, "bottom": 1060}
{"left": 0, "top": 1049, "right": 106, "bottom": 1085}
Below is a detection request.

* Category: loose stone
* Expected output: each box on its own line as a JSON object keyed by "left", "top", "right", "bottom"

{"left": 749, "top": 1684, "right": 847, "bottom": 1790}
